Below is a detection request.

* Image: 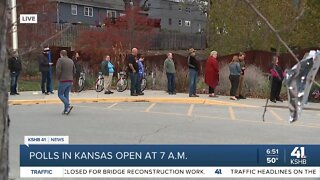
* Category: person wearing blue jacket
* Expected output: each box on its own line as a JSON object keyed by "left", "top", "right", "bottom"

{"left": 137, "top": 54, "right": 145, "bottom": 93}
{"left": 101, "top": 55, "right": 114, "bottom": 94}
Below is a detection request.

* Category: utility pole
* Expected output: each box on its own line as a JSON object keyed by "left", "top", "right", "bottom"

{"left": 11, "top": 0, "right": 18, "bottom": 51}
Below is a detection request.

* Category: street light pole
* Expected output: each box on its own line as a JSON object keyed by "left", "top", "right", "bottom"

{"left": 11, "top": 0, "right": 18, "bottom": 51}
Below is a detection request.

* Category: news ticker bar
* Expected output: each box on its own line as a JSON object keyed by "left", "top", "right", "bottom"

{"left": 20, "top": 145, "right": 320, "bottom": 166}
{"left": 20, "top": 167, "right": 320, "bottom": 178}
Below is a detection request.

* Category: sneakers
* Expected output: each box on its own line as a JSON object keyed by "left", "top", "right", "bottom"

{"left": 104, "top": 90, "right": 114, "bottom": 94}
{"left": 138, "top": 92, "right": 144, "bottom": 96}
{"left": 230, "top": 97, "right": 238, "bottom": 100}
{"left": 189, "top": 94, "right": 199, "bottom": 97}
{"left": 238, "top": 95, "right": 246, "bottom": 99}
{"left": 131, "top": 93, "right": 138, "bottom": 96}
{"left": 270, "top": 99, "right": 277, "bottom": 103}
{"left": 276, "top": 98, "right": 283, "bottom": 102}
{"left": 209, "top": 94, "right": 218, "bottom": 98}
{"left": 64, "top": 106, "right": 73, "bottom": 115}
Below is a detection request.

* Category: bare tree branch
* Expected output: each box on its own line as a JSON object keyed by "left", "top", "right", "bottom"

{"left": 242, "top": 0, "right": 299, "bottom": 62}
{"left": 242, "top": 0, "right": 320, "bottom": 88}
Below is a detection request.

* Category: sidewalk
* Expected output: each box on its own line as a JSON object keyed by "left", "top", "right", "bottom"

{"left": 8, "top": 90, "right": 320, "bottom": 110}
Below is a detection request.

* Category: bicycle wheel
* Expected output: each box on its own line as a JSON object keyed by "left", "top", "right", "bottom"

{"left": 78, "top": 78, "right": 85, "bottom": 92}
{"left": 141, "top": 78, "right": 147, "bottom": 91}
{"left": 116, "top": 78, "right": 128, "bottom": 92}
{"left": 95, "top": 78, "right": 104, "bottom": 92}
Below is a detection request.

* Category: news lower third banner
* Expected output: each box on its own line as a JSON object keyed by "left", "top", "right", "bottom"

{"left": 20, "top": 144, "right": 320, "bottom": 178}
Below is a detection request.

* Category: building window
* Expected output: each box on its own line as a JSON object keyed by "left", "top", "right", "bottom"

{"left": 168, "top": 18, "right": 172, "bottom": 25}
{"left": 107, "top": 10, "right": 117, "bottom": 18}
{"left": 178, "top": 19, "right": 182, "bottom": 26}
{"left": 185, "top": 20, "right": 191, "bottom": 27}
{"left": 84, "top": 7, "right": 93, "bottom": 17}
{"left": 71, "top": 5, "right": 77, "bottom": 15}
{"left": 185, "top": 7, "right": 191, "bottom": 13}
{"left": 169, "top": 3, "right": 172, "bottom": 10}
{"left": 178, "top": 5, "right": 182, "bottom": 11}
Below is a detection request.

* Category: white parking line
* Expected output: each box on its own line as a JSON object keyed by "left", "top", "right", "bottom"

{"left": 228, "top": 107, "right": 236, "bottom": 120}
{"left": 145, "top": 103, "right": 156, "bottom": 112}
{"left": 107, "top": 103, "right": 118, "bottom": 109}
{"left": 187, "top": 104, "right": 194, "bottom": 116}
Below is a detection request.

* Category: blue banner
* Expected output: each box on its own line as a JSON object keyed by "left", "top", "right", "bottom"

{"left": 20, "top": 145, "right": 320, "bottom": 167}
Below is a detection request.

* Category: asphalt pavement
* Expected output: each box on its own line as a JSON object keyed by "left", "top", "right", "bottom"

{"left": 8, "top": 90, "right": 320, "bottom": 180}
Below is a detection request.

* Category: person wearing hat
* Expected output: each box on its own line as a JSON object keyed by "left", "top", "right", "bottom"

{"left": 188, "top": 48, "right": 200, "bottom": 97}
{"left": 39, "top": 47, "right": 53, "bottom": 95}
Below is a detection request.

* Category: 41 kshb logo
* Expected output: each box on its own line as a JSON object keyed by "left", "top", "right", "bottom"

{"left": 290, "top": 147, "right": 307, "bottom": 165}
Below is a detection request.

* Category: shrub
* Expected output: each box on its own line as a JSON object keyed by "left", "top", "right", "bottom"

{"left": 215, "top": 64, "right": 288, "bottom": 99}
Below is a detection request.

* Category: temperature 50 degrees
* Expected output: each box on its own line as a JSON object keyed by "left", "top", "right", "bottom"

{"left": 266, "top": 157, "right": 279, "bottom": 164}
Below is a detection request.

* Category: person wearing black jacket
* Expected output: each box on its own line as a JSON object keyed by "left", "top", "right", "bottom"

{"left": 39, "top": 48, "right": 53, "bottom": 95}
{"left": 8, "top": 51, "right": 22, "bottom": 95}
{"left": 269, "top": 56, "right": 284, "bottom": 103}
{"left": 72, "top": 52, "right": 82, "bottom": 92}
{"left": 188, "top": 48, "right": 199, "bottom": 97}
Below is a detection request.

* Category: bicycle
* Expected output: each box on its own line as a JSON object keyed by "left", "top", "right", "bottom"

{"left": 78, "top": 72, "right": 86, "bottom": 92}
{"left": 140, "top": 73, "right": 147, "bottom": 92}
{"left": 116, "top": 72, "right": 147, "bottom": 92}
{"left": 116, "top": 71, "right": 128, "bottom": 92}
{"left": 95, "top": 72, "right": 104, "bottom": 92}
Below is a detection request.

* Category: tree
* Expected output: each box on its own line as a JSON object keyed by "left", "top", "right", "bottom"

{"left": 208, "top": 0, "right": 320, "bottom": 55}
{"left": 0, "top": 0, "right": 9, "bottom": 179}
{"left": 75, "top": 7, "right": 158, "bottom": 71}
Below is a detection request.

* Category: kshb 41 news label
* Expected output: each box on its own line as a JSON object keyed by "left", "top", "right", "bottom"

{"left": 20, "top": 141, "right": 320, "bottom": 178}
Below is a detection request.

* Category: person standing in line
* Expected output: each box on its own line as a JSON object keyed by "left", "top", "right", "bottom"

{"left": 204, "top": 51, "right": 219, "bottom": 97}
{"left": 128, "top": 48, "right": 143, "bottom": 96}
{"left": 39, "top": 48, "right": 53, "bottom": 95}
{"left": 137, "top": 54, "right": 145, "bottom": 92}
{"left": 229, "top": 56, "right": 241, "bottom": 100}
{"left": 237, "top": 52, "right": 246, "bottom": 99}
{"left": 269, "top": 56, "right": 284, "bottom": 103}
{"left": 188, "top": 48, "right": 199, "bottom": 97}
{"left": 101, "top": 55, "right": 114, "bottom": 94}
{"left": 8, "top": 51, "right": 22, "bottom": 95}
{"left": 47, "top": 48, "right": 54, "bottom": 94}
{"left": 56, "top": 50, "right": 75, "bottom": 115}
{"left": 164, "top": 52, "right": 176, "bottom": 95}
{"left": 72, "top": 52, "right": 82, "bottom": 92}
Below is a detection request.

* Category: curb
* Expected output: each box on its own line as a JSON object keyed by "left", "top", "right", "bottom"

{"left": 9, "top": 97, "right": 258, "bottom": 108}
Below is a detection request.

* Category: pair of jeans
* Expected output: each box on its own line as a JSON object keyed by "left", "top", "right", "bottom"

{"left": 10, "top": 71, "right": 20, "bottom": 94}
{"left": 41, "top": 71, "right": 51, "bottom": 93}
{"left": 229, "top": 75, "right": 240, "bottom": 96}
{"left": 58, "top": 82, "right": 72, "bottom": 112}
{"left": 166, "top": 73, "right": 175, "bottom": 93}
{"left": 130, "top": 72, "right": 140, "bottom": 94}
{"left": 188, "top": 69, "right": 198, "bottom": 96}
